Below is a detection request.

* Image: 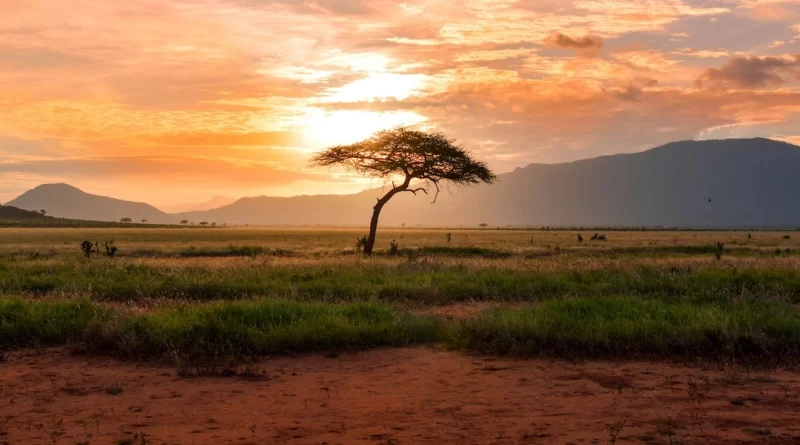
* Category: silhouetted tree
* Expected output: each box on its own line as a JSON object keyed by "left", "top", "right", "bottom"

{"left": 39, "top": 209, "right": 47, "bottom": 216}
{"left": 199, "top": 221, "right": 209, "bottom": 227}
{"left": 180, "top": 220, "right": 189, "bottom": 225}
{"left": 715, "top": 242, "right": 725, "bottom": 260}
{"left": 80, "top": 241, "right": 94, "bottom": 258}
{"left": 479, "top": 223, "right": 489, "bottom": 228}
{"left": 312, "top": 128, "right": 496, "bottom": 255}
{"left": 312, "top": 128, "right": 495, "bottom": 254}
{"left": 141, "top": 219, "right": 148, "bottom": 224}
{"left": 104, "top": 240, "right": 118, "bottom": 257}
{"left": 120, "top": 217, "right": 132, "bottom": 223}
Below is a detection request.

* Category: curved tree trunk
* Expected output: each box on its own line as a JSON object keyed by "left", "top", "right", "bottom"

{"left": 363, "top": 203, "right": 384, "bottom": 255}
{"left": 363, "top": 176, "right": 411, "bottom": 255}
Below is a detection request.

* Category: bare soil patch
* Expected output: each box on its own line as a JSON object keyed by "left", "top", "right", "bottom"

{"left": 1, "top": 348, "right": 799, "bottom": 444}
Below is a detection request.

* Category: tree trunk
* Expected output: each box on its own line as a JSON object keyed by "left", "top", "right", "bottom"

{"left": 363, "top": 202, "right": 384, "bottom": 255}
{"left": 362, "top": 177, "right": 411, "bottom": 255}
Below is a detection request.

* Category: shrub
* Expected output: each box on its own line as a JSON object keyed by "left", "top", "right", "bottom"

{"left": 80, "top": 241, "right": 95, "bottom": 258}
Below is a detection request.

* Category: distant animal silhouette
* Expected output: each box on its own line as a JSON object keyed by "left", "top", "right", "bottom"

{"left": 577, "top": 234, "right": 583, "bottom": 242}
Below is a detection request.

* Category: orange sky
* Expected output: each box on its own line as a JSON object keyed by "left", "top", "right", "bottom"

{"left": 2, "top": 0, "right": 800, "bottom": 208}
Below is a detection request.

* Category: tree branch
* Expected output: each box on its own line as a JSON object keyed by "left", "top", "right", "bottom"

{"left": 404, "top": 187, "right": 428, "bottom": 196}
{"left": 430, "top": 180, "right": 441, "bottom": 204}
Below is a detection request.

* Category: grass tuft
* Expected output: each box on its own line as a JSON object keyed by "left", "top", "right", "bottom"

{"left": 447, "top": 297, "right": 800, "bottom": 362}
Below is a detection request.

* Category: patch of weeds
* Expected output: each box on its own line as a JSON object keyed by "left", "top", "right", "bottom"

{"left": 605, "top": 420, "right": 626, "bottom": 444}
{"left": 743, "top": 427, "right": 772, "bottom": 436}
{"left": 656, "top": 416, "right": 686, "bottom": 444}
{"left": 731, "top": 396, "right": 758, "bottom": 406}
{"left": 748, "top": 375, "right": 779, "bottom": 383}
{"left": 105, "top": 384, "right": 124, "bottom": 396}
{"left": 719, "top": 367, "right": 743, "bottom": 385}
{"left": 116, "top": 431, "right": 148, "bottom": 445}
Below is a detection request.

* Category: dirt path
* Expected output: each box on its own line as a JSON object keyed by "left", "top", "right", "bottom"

{"left": 1, "top": 348, "right": 799, "bottom": 445}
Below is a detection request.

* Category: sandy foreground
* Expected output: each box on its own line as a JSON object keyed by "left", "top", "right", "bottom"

{"left": 1, "top": 348, "right": 799, "bottom": 445}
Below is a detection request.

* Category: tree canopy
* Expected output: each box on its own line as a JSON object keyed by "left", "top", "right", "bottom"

{"left": 312, "top": 127, "right": 496, "bottom": 202}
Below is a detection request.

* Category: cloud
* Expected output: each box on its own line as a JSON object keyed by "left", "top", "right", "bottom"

{"left": 544, "top": 32, "right": 605, "bottom": 49}
{"left": 147, "top": 132, "right": 300, "bottom": 147}
{"left": 697, "top": 54, "right": 800, "bottom": 89}
{"left": 0, "top": 155, "right": 317, "bottom": 188}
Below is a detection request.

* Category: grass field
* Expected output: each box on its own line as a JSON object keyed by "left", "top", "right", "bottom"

{"left": 2, "top": 227, "right": 800, "bottom": 364}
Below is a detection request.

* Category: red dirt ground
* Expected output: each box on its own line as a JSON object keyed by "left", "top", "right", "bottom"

{"left": 1, "top": 348, "right": 799, "bottom": 445}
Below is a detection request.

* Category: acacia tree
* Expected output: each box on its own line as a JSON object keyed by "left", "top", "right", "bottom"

{"left": 312, "top": 128, "right": 495, "bottom": 254}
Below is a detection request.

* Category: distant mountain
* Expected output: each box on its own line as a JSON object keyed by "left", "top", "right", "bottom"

{"left": 177, "top": 138, "right": 800, "bottom": 228}
{"left": 7, "top": 184, "right": 170, "bottom": 223}
{"left": 10, "top": 138, "right": 800, "bottom": 228}
{"left": 0, "top": 205, "right": 48, "bottom": 220}
{"left": 163, "top": 196, "right": 237, "bottom": 213}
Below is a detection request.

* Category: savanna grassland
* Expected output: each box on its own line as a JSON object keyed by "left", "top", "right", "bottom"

{"left": 2, "top": 227, "right": 800, "bottom": 362}
{"left": 3, "top": 227, "right": 800, "bottom": 445}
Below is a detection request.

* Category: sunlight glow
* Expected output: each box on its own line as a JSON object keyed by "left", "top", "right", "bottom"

{"left": 321, "top": 73, "right": 426, "bottom": 103}
{"left": 300, "top": 109, "right": 427, "bottom": 148}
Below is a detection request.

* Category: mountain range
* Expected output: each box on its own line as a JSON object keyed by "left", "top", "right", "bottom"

{"left": 5, "top": 138, "right": 800, "bottom": 228}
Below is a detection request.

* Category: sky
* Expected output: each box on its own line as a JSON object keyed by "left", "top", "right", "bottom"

{"left": 1, "top": 0, "right": 800, "bottom": 209}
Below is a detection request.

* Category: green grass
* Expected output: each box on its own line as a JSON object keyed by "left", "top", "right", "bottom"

{"left": 2, "top": 260, "right": 800, "bottom": 304}
{"left": 3, "top": 297, "right": 800, "bottom": 363}
{"left": 0, "top": 298, "right": 103, "bottom": 348}
{"left": 449, "top": 297, "right": 800, "bottom": 361}
{"left": 0, "top": 298, "right": 439, "bottom": 359}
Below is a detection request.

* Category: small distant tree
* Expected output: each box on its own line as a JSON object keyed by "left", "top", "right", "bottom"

{"left": 120, "top": 217, "right": 132, "bottom": 223}
{"left": 199, "top": 221, "right": 209, "bottom": 227}
{"left": 479, "top": 223, "right": 489, "bottom": 228}
{"left": 104, "top": 240, "right": 118, "bottom": 257}
{"left": 80, "top": 241, "right": 94, "bottom": 258}
{"left": 180, "top": 220, "right": 189, "bottom": 225}
{"left": 141, "top": 219, "right": 148, "bottom": 224}
{"left": 312, "top": 128, "right": 495, "bottom": 254}
{"left": 211, "top": 222, "right": 217, "bottom": 227}
{"left": 39, "top": 209, "right": 47, "bottom": 216}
